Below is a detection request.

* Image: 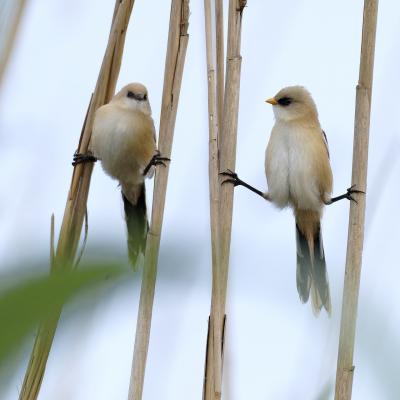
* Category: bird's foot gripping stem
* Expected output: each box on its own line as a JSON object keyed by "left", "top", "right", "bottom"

{"left": 72, "top": 150, "right": 97, "bottom": 166}
{"left": 220, "top": 169, "right": 243, "bottom": 187}
{"left": 328, "top": 185, "right": 365, "bottom": 204}
{"left": 220, "top": 169, "right": 265, "bottom": 199}
{"left": 143, "top": 150, "right": 170, "bottom": 176}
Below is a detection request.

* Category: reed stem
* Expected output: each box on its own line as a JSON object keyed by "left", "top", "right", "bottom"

{"left": 203, "top": 1, "right": 247, "bottom": 399}
{"left": 335, "top": 1, "right": 378, "bottom": 399}
{"left": 19, "top": 2, "right": 135, "bottom": 398}
{"left": 203, "top": 0, "right": 223, "bottom": 397}
{"left": 127, "top": 1, "right": 190, "bottom": 399}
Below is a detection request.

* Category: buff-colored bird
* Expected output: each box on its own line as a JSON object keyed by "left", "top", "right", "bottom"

{"left": 221, "top": 86, "right": 362, "bottom": 315}
{"left": 73, "top": 83, "right": 168, "bottom": 268}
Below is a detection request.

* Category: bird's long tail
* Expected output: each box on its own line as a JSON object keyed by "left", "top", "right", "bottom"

{"left": 122, "top": 184, "right": 148, "bottom": 269}
{"left": 295, "top": 210, "right": 331, "bottom": 316}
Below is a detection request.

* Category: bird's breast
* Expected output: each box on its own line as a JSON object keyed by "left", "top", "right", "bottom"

{"left": 91, "top": 106, "right": 156, "bottom": 183}
{"left": 265, "top": 123, "right": 324, "bottom": 211}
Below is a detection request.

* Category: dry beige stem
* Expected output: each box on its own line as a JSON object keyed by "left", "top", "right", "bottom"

{"left": 127, "top": 1, "right": 190, "bottom": 399}
{"left": 203, "top": 1, "right": 246, "bottom": 399}
{"left": 19, "top": 2, "right": 135, "bottom": 399}
{"left": 218, "top": 0, "right": 246, "bottom": 331}
{"left": 203, "top": 0, "right": 223, "bottom": 398}
{"left": 215, "top": 0, "right": 225, "bottom": 134}
{"left": 335, "top": 1, "right": 379, "bottom": 399}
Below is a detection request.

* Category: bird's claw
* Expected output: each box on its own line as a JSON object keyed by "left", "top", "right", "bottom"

{"left": 72, "top": 151, "right": 97, "bottom": 166}
{"left": 220, "top": 169, "right": 236, "bottom": 177}
{"left": 153, "top": 160, "right": 167, "bottom": 168}
{"left": 346, "top": 185, "right": 365, "bottom": 203}
{"left": 153, "top": 149, "right": 170, "bottom": 162}
{"left": 143, "top": 152, "right": 171, "bottom": 176}
{"left": 220, "top": 169, "right": 241, "bottom": 186}
{"left": 219, "top": 169, "right": 265, "bottom": 199}
{"left": 222, "top": 178, "right": 238, "bottom": 186}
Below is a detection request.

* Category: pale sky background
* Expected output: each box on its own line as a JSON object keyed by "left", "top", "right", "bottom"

{"left": 1, "top": 1, "right": 400, "bottom": 399}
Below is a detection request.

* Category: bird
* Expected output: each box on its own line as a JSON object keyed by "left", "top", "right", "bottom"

{"left": 73, "top": 82, "right": 169, "bottom": 269}
{"left": 221, "top": 86, "right": 363, "bottom": 315}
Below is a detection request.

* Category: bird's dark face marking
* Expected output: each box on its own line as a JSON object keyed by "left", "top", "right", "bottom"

{"left": 277, "top": 96, "right": 293, "bottom": 106}
{"left": 127, "top": 91, "right": 147, "bottom": 101}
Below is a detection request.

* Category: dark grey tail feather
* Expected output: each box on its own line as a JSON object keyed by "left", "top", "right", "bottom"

{"left": 122, "top": 185, "right": 148, "bottom": 269}
{"left": 296, "top": 224, "right": 312, "bottom": 302}
{"left": 296, "top": 223, "right": 331, "bottom": 315}
{"left": 312, "top": 227, "right": 331, "bottom": 314}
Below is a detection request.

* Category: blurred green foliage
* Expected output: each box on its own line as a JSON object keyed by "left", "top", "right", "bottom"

{"left": 0, "top": 263, "right": 128, "bottom": 369}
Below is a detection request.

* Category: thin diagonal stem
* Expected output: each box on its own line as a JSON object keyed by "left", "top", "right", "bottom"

{"left": 127, "top": 1, "right": 190, "bottom": 399}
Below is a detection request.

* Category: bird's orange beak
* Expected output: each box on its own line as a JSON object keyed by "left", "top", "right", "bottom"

{"left": 265, "top": 97, "right": 278, "bottom": 105}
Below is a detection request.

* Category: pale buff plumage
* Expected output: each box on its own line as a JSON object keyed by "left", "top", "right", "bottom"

{"left": 90, "top": 83, "right": 157, "bottom": 268}
{"left": 265, "top": 86, "right": 332, "bottom": 315}
{"left": 221, "top": 86, "right": 358, "bottom": 314}
{"left": 91, "top": 83, "right": 156, "bottom": 205}
{"left": 265, "top": 86, "right": 333, "bottom": 210}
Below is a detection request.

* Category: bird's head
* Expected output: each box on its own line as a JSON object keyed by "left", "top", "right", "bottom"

{"left": 112, "top": 83, "right": 152, "bottom": 115}
{"left": 265, "top": 86, "right": 318, "bottom": 123}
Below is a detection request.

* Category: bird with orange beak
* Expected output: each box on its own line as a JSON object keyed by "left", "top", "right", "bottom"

{"left": 221, "top": 86, "right": 362, "bottom": 315}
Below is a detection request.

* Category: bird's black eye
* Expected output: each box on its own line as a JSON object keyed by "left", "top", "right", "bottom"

{"left": 126, "top": 91, "right": 147, "bottom": 101}
{"left": 277, "top": 97, "right": 292, "bottom": 106}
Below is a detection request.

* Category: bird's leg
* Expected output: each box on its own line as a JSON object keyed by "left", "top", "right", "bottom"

{"left": 143, "top": 150, "right": 170, "bottom": 176}
{"left": 220, "top": 169, "right": 269, "bottom": 200}
{"left": 325, "top": 185, "right": 365, "bottom": 205}
{"left": 72, "top": 150, "right": 97, "bottom": 166}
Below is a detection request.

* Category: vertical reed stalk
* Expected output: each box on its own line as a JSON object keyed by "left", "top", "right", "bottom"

{"left": 19, "top": 2, "right": 135, "bottom": 399}
{"left": 127, "top": 1, "right": 190, "bottom": 399}
{"left": 203, "top": 0, "right": 222, "bottom": 397}
{"left": 203, "top": 1, "right": 246, "bottom": 399}
{"left": 335, "top": 1, "right": 378, "bottom": 399}
{"left": 218, "top": 0, "right": 246, "bottom": 327}
{"left": 215, "top": 0, "right": 225, "bottom": 131}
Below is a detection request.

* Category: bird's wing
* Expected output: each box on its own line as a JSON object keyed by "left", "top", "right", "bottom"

{"left": 151, "top": 121, "right": 157, "bottom": 144}
{"left": 90, "top": 104, "right": 113, "bottom": 158}
{"left": 137, "top": 112, "right": 156, "bottom": 146}
{"left": 149, "top": 116, "right": 157, "bottom": 144}
{"left": 321, "top": 130, "right": 330, "bottom": 159}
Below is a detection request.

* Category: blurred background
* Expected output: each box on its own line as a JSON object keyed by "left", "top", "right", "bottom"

{"left": 1, "top": 1, "right": 399, "bottom": 399}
